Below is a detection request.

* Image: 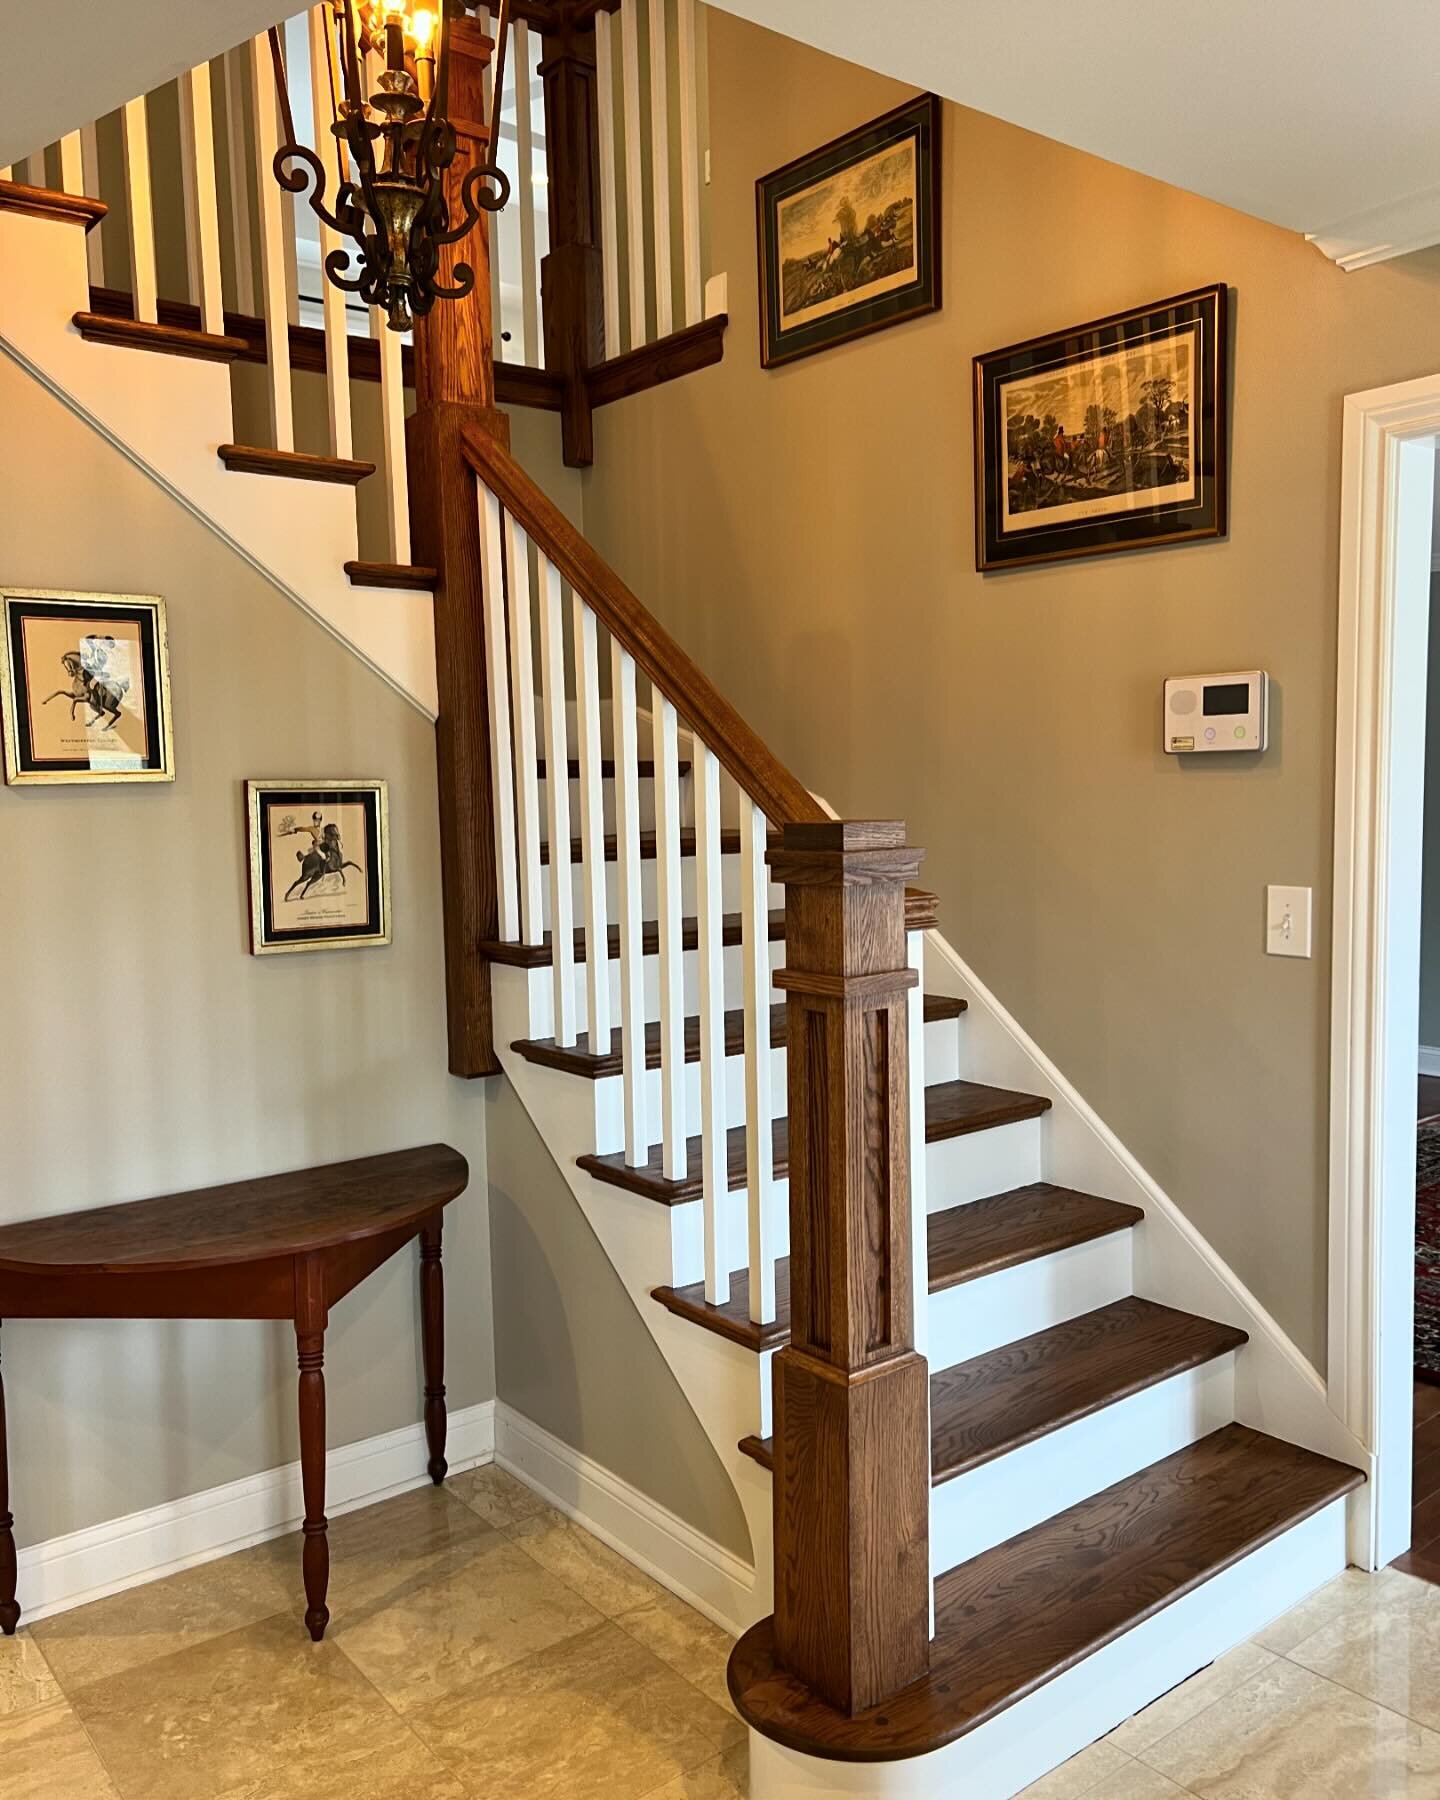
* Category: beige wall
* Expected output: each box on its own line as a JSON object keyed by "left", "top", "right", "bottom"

{"left": 578, "top": 11, "right": 1440, "bottom": 1368}
{"left": 0, "top": 355, "right": 493, "bottom": 1545}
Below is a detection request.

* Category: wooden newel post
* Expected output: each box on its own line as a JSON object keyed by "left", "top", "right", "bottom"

{"left": 768, "top": 820, "right": 930, "bottom": 1717}
{"left": 408, "top": 11, "right": 510, "bottom": 1078}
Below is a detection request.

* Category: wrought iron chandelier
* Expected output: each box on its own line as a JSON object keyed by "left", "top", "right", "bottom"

{"left": 269, "top": 0, "right": 512, "bottom": 333}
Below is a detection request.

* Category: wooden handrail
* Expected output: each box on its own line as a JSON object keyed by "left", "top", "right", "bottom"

{"left": 461, "top": 425, "right": 826, "bottom": 828}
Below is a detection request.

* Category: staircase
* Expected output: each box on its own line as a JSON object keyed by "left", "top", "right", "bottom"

{"left": 0, "top": 45, "right": 1372, "bottom": 1800}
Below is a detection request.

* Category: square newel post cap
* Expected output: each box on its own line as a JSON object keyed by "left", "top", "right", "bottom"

{"left": 768, "top": 820, "right": 924, "bottom": 888}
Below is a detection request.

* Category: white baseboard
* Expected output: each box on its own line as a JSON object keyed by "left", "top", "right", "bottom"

{"left": 1419, "top": 1045, "right": 1440, "bottom": 1077}
{"left": 493, "top": 1401, "right": 754, "bottom": 1635}
{"left": 16, "top": 1401, "right": 495, "bottom": 1625}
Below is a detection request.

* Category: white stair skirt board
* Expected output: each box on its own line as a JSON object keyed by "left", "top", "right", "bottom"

{"left": 15, "top": 1401, "right": 496, "bottom": 1626}
{"left": 927, "top": 1232, "right": 1134, "bottom": 1389}
{"left": 746, "top": 1498, "right": 1349, "bottom": 1800}
{"left": 0, "top": 209, "right": 437, "bottom": 716}
{"left": 930, "top": 1355, "right": 1236, "bottom": 1576}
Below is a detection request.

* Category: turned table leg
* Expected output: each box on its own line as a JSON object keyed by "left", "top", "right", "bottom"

{"left": 0, "top": 1322, "right": 18, "bottom": 1635}
{"left": 295, "top": 1260, "right": 330, "bottom": 1642}
{"left": 420, "top": 1216, "right": 447, "bottom": 1485}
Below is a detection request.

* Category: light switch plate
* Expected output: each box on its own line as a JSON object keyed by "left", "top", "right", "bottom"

{"left": 1266, "top": 885, "right": 1312, "bottom": 958}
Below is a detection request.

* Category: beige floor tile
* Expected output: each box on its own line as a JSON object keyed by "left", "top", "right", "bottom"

{"left": 333, "top": 1527, "right": 604, "bottom": 1712}
{"left": 1108, "top": 1641, "right": 1277, "bottom": 1754}
{"left": 508, "top": 1505, "right": 667, "bottom": 1616}
{"left": 449, "top": 1464, "right": 548, "bottom": 1530}
{"left": 617, "top": 1584, "right": 740, "bottom": 1721}
{"left": 31, "top": 1534, "right": 296, "bottom": 1692}
{"left": 642, "top": 1740, "right": 749, "bottom": 1798}
{"left": 406, "top": 1618, "right": 739, "bottom": 1799}
{"left": 1252, "top": 1566, "right": 1402, "bottom": 1655}
{"left": 1097, "top": 1766, "right": 1193, "bottom": 1799}
{"left": 1017, "top": 1737, "right": 1137, "bottom": 1797}
{"left": 1282, "top": 1566, "right": 1440, "bottom": 1729}
{"left": 0, "top": 1698, "right": 120, "bottom": 1798}
{"left": 70, "top": 1611, "right": 465, "bottom": 1800}
{"left": 0, "top": 1630, "right": 64, "bottom": 1717}
{"left": 325, "top": 1483, "right": 497, "bottom": 1614}
{"left": 1140, "top": 1654, "right": 1440, "bottom": 1797}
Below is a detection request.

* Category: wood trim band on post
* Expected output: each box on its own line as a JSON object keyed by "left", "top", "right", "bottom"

{"left": 768, "top": 818, "right": 931, "bottom": 1717}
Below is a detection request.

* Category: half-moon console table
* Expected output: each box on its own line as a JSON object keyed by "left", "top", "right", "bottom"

{"left": 0, "top": 1143, "right": 469, "bottom": 1642}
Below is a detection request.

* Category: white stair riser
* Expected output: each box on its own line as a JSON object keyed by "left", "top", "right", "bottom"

{"left": 520, "top": 938, "right": 786, "bottom": 1039}
{"left": 538, "top": 771, "right": 684, "bottom": 839}
{"left": 668, "top": 1177, "right": 791, "bottom": 1287}
{"left": 926, "top": 1231, "right": 1134, "bottom": 1372}
{"left": 540, "top": 848, "right": 780, "bottom": 931}
{"left": 924, "top": 1117, "right": 1043, "bottom": 1210}
{"left": 929, "top": 1354, "right": 1237, "bottom": 1577}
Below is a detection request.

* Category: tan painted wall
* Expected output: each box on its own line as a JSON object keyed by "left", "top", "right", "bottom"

{"left": 578, "top": 11, "right": 1440, "bottom": 1368}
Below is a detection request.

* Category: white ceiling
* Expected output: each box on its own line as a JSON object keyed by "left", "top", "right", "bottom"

{"left": 0, "top": 1, "right": 295, "bottom": 170}
{"left": 711, "top": 0, "right": 1440, "bottom": 266}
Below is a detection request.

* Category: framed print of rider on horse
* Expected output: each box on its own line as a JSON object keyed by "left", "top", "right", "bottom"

{"left": 973, "top": 285, "right": 1229, "bottom": 571}
{"left": 0, "top": 588, "right": 174, "bottom": 784}
{"left": 756, "top": 93, "right": 941, "bottom": 368}
{"left": 246, "top": 779, "right": 390, "bottom": 955}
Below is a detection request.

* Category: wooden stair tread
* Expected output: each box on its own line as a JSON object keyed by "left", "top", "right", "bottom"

{"left": 516, "top": 993, "right": 967, "bottom": 1079}
{"left": 660, "top": 1183, "right": 1138, "bottom": 1354}
{"left": 581, "top": 1080, "right": 1048, "bottom": 1207}
{"left": 218, "top": 444, "right": 375, "bottom": 485}
{"left": 483, "top": 909, "right": 784, "bottom": 969}
{"left": 728, "top": 1424, "right": 1365, "bottom": 1761}
{"left": 72, "top": 311, "right": 245, "bottom": 362}
{"left": 0, "top": 180, "right": 106, "bottom": 230}
{"left": 344, "top": 560, "right": 438, "bottom": 591}
{"left": 930, "top": 1297, "right": 1247, "bottom": 1483}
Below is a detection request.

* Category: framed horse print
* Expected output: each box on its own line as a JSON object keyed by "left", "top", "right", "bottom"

{"left": 973, "top": 284, "right": 1229, "bottom": 571}
{"left": 245, "top": 779, "right": 391, "bottom": 955}
{"left": 0, "top": 587, "right": 174, "bottom": 784}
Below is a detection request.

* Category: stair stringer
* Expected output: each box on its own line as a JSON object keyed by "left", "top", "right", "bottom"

{"left": 0, "top": 207, "right": 437, "bottom": 716}
{"left": 491, "top": 962, "right": 773, "bottom": 1635}
{"left": 921, "top": 923, "right": 1376, "bottom": 1562}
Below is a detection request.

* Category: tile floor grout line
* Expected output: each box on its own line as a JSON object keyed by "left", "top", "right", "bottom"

{"left": 1271, "top": 1640, "right": 1440, "bottom": 1735}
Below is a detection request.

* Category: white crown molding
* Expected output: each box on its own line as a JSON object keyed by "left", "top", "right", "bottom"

{"left": 1306, "top": 184, "right": 1440, "bottom": 271}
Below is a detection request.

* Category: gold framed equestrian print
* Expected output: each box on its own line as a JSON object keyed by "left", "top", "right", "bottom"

{"left": 0, "top": 587, "right": 175, "bottom": 784}
{"left": 245, "top": 779, "right": 391, "bottom": 956}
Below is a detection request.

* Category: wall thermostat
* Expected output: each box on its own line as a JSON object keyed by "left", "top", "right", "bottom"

{"left": 1163, "top": 670, "right": 1268, "bottom": 753}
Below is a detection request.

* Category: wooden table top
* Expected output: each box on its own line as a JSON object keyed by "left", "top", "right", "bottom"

{"left": 0, "top": 1146, "right": 468, "bottom": 1275}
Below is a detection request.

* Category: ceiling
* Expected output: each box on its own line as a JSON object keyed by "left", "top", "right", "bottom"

{"left": 711, "top": 0, "right": 1440, "bottom": 269}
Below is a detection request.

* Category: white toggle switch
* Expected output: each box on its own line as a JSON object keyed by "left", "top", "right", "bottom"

{"left": 1266, "top": 885, "right": 1312, "bottom": 958}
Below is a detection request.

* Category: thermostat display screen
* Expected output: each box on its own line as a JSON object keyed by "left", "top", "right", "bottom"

{"left": 1203, "top": 683, "right": 1249, "bottom": 716}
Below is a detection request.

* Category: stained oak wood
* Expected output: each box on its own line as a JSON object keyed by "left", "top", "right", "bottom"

{"left": 483, "top": 907, "right": 783, "bottom": 969}
{"left": 462, "top": 426, "right": 825, "bottom": 828}
{"left": 71, "top": 311, "right": 245, "bottom": 362}
{"left": 517, "top": 993, "right": 966, "bottom": 1079}
{"left": 0, "top": 180, "right": 106, "bottom": 229}
{"left": 219, "top": 444, "right": 375, "bottom": 485}
{"left": 580, "top": 1078, "right": 1033, "bottom": 1206}
{"left": 729, "top": 1425, "right": 1365, "bottom": 1761}
{"left": 929, "top": 1297, "right": 1247, "bottom": 1483}
{"left": 344, "top": 560, "right": 438, "bottom": 591}
{"left": 585, "top": 314, "right": 729, "bottom": 407}
{"left": 657, "top": 1181, "right": 1136, "bottom": 1355}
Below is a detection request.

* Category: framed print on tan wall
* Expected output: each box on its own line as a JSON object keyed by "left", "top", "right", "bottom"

{"left": 0, "top": 588, "right": 174, "bottom": 784}
{"left": 246, "top": 779, "right": 391, "bottom": 955}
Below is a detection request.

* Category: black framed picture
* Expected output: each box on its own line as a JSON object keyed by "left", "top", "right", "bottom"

{"left": 246, "top": 779, "right": 390, "bottom": 955}
{"left": 756, "top": 93, "right": 941, "bottom": 369}
{"left": 0, "top": 587, "right": 174, "bottom": 784}
{"left": 973, "top": 284, "right": 1229, "bottom": 571}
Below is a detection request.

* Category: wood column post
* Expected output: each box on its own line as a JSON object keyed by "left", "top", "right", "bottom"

{"left": 768, "top": 820, "right": 930, "bottom": 1717}
{"left": 0, "top": 1322, "right": 17, "bottom": 1636}
{"left": 536, "top": 0, "right": 614, "bottom": 467}
{"left": 420, "top": 1214, "right": 448, "bottom": 1484}
{"left": 409, "top": 12, "right": 510, "bottom": 1077}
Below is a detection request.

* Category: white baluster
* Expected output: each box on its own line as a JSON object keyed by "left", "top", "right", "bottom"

{"left": 908, "top": 929, "right": 928, "bottom": 1360}
{"left": 181, "top": 62, "right": 225, "bottom": 336}
{"left": 223, "top": 48, "right": 256, "bottom": 315}
{"left": 375, "top": 309, "right": 410, "bottom": 557}
{"left": 741, "top": 795, "right": 776, "bottom": 1322}
{"left": 506, "top": 517, "right": 544, "bottom": 947}
{"left": 574, "top": 597, "right": 611, "bottom": 1051}
{"left": 58, "top": 133, "right": 83, "bottom": 196}
{"left": 479, "top": 490, "right": 520, "bottom": 940}
{"left": 612, "top": 642, "right": 649, "bottom": 1164}
{"left": 647, "top": 0, "right": 673, "bottom": 338}
{"left": 594, "top": 8, "right": 620, "bottom": 357}
{"left": 122, "top": 96, "right": 158, "bottom": 323}
{"left": 250, "top": 32, "right": 294, "bottom": 449}
{"left": 308, "top": 3, "right": 353, "bottom": 459}
{"left": 540, "top": 559, "right": 576, "bottom": 1045}
{"left": 675, "top": 0, "right": 703, "bottom": 326}
{"left": 80, "top": 123, "right": 103, "bottom": 284}
{"left": 695, "top": 742, "right": 729, "bottom": 1302}
{"left": 619, "top": 0, "right": 646, "bottom": 348}
{"left": 514, "top": 16, "right": 541, "bottom": 366}
{"left": 654, "top": 694, "right": 686, "bottom": 1179}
